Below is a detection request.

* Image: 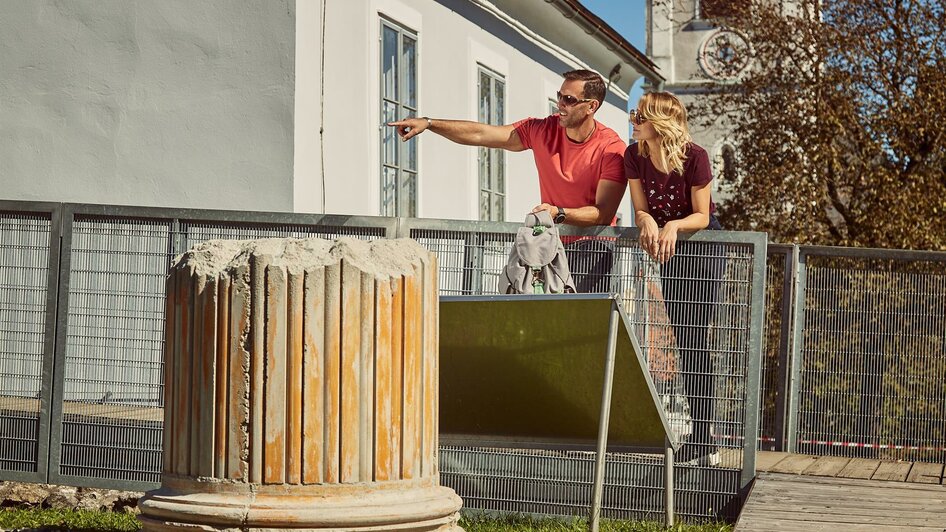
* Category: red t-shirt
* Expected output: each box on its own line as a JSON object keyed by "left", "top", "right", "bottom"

{"left": 514, "top": 116, "right": 626, "bottom": 209}
{"left": 623, "top": 142, "right": 716, "bottom": 227}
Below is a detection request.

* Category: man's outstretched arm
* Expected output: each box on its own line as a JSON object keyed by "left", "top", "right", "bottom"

{"left": 388, "top": 117, "right": 525, "bottom": 152}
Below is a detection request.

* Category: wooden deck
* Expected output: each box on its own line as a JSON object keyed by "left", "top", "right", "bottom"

{"left": 756, "top": 451, "right": 945, "bottom": 485}
{"left": 737, "top": 452, "right": 946, "bottom": 531}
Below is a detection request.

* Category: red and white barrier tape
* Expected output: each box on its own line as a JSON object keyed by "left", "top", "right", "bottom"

{"left": 714, "top": 433, "right": 946, "bottom": 452}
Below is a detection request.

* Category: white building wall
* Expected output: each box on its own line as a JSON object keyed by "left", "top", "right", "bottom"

{"left": 302, "top": 0, "right": 635, "bottom": 224}
{"left": 0, "top": 0, "right": 296, "bottom": 212}
{"left": 1, "top": 0, "right": 643, "bottom": 222}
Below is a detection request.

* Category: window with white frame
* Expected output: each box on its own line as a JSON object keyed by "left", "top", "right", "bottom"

{"left": 720, "top": 144, "right": 738, "bottom": 183}
{"left": 549, "top": 98, "right": 558, "bottom": 117}
{"left": 477, "top": 65, "right": 505, "bottom": 221}
{"left": 380, "top": 19, "right": 417, "bottom": 217}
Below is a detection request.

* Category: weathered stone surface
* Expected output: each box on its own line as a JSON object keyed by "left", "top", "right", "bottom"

{"left": 42, "top": 485, "right": 78, "bottom": 509}
{"left": 0, "top": 481, "right": 48, "bottom": 506}
{"left": 0, "top": 481, "right": 141, "bottom": 512}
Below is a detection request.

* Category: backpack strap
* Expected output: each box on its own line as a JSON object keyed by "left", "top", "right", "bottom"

{"left": 525, "top": 211, "right": 554, "bottom": 229}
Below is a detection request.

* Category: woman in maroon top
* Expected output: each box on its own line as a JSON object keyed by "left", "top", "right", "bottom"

{"left": 624, "top": 91, "right": 721, "bottom": 262}
{"left": 624, "top": 91, "right": 725, "bottom": 466}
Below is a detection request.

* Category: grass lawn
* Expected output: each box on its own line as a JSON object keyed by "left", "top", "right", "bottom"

{"left": 0, "top": 507, "right": 732, "bottom": 531}
{"left": 0, "top": 507, "right": 140, "bottom": 531}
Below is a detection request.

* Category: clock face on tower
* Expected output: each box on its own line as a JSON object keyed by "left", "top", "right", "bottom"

{"left": 698, "top": 29, "right": 751, "bottom": 80}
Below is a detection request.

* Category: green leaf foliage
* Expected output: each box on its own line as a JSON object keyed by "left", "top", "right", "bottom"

{"left": 692, "top": 0, "right": 946, "bottom": 250}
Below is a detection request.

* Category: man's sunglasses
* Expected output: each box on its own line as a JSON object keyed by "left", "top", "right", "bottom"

{"left": 556, "top": 91, "right": 594, "bottom": 107}
{"left": 629, "top": 109, "right": 649, "bottom": 125}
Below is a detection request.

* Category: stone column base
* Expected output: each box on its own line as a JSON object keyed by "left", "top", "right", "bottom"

{"left": 139, "top": 478, "right": 463, "bottom": 531}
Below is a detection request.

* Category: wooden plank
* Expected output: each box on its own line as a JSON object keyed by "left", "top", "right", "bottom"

{"left": 736, "top": 508, "right": 942, "bottom": 532}
{"left": 737, "top": 507, "right": 946, "bottom": 528}
{"left": 421, "top": 256, "right": 437, "bottom": 479}
{"left": 197, "top": 275, "right": 218, "bottom": 478}
{"left": 227, "top": 265, "right": 250, "bottom": 480}
{"left": 189, "top": 272, "right": 205, "bottom": 475}
{"left": 738, "top": 473, "right": 946, "bottom": 531}
{"left": 249, "top": 253, "right": 270, "bottom": 483}
{"left": 0, "top": 399, "right": 160, "bottom": 421}
{"left": 374, "top": 277, "right": 393, "bottom": 482}
{"left": 752, "top": 474, "right": 946, "bottom": 501}
{"left": 748, "top": 482, "right": 946, "bottom": 507}
{"left": 801, "top": 455, "right": 851, "bottom": 477}
{"left": 263, "top": 265, "right": 287, "bottom": 484}
{"left": 359, "top": 271, "right": 374, "bottom": 482}
{"left": 737, "top": 514, "right": 946, "bottom": 531}
{"left": 747, "top": 493, "right": 946, "bottom": 513}
{"left": 286, "top": 270, "right": 304, "bottom": 484}
{"left": 161, "top": 266, "right": 176, "bottom": 474}
{"left": 390, "top": 275, "right": 403, "bottom": 480}
{"left": 837, "top": 457, "right": 881, "bottom": 479}
{"left": 756, "top": 450, "right": 791, "bottom": 471}
{"left": 174, "top": 264, "right": 194, "bottom": 476}
{"left": 323, "top": 263, "right": 341, "bottom": 483}
{"left": 719, "top": 447, "right": 742, "bottom": 469}
{"left": 340, "top": 261, "right": 361, "bottom": 483}
{"left": 769, "top": 453, "right": 820, "bottom": 474}
{"left": 871, "top": 460, "right": 911, "bottom": 482}
{"left": 302, "top": 266, "right": 325, "bottom": 484}
{"left": 906, "top": 461, "right": 944, "bottom": 485}
{"left": 214, "top": 275, "right": 230, "bottom": 479}
{"left": 401, "top": 267, "right": 421, "bottom": 480}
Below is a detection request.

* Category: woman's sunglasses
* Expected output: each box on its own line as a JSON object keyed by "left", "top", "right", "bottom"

{"left": 630, "top": 109, "right": 649, "bottom": 125}
{"left": 556, "top": 91, "right": 594, "bottom": 107}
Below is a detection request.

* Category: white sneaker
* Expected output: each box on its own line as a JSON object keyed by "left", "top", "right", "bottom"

{"left": 681, "top": 451, "right": 721, "bottom": 467}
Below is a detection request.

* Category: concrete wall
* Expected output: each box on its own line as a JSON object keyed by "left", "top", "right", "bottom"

{"left": 302, "top": 0, "right": 634, "bottom": 223}
{"left": 0, "top": 0, "right": 295, "bottom": 211}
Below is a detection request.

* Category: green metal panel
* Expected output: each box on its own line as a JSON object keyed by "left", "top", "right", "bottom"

{"left": 440, "top": 294, "right": 672, "bottom": 453}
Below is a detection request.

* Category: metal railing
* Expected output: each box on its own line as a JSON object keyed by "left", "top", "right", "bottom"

{"left": 772, "top": 246, "right": 946, "bottom": 462}
{"left": 6, "top": 200, "right": 943, "bottom": 519}
{"left": 406, "top": 218, "right": 767, "bottom": 521}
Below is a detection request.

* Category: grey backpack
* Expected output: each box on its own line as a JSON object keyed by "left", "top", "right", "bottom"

{"left": 499, "top": 211, "right": 576, "bottom": 294}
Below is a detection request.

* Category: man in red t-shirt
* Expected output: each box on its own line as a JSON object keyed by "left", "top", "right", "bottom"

{"left": 388, "top": 69, "right": 627, "bottom": 227}
{"left": 389, "top": 70, "right": 626, "bottom": 293}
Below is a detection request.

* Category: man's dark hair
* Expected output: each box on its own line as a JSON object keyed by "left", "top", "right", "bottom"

{"left": 563, "top": 69, "right": 606, "bottom": 108}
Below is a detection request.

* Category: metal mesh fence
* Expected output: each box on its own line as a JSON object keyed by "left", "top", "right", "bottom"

{"left": 58, "top": 218, "right": 171, "bottom": 482}
{"left": 182, "top": 222, "right": 386, "bottom": 247}
{"left": 418, "top": 228, "right": 759, "bottom": 522}
{"left": 411, "top": 230, "right": 513, "bottom": 294}
{"left": 794, "top": 255, "right": 946, "bottom": 463}
{"left": 758, "top": 251, "right": 788, "bottom": 450}
{"left": 3, "top": 203, "right": 944, "bottom": 516}
{"left": 52, "top": 215, "right": 391, "bottom": 486}
{"left": 0, "top": 213, "right": 51, "bottom": 474}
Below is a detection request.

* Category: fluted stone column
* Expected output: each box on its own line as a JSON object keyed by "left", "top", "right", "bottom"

{"left": 139, "top": 237, "right": 462, "bottom": 531}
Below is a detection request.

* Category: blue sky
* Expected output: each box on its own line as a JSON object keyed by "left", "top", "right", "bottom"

{"left": 579, "top": 0, "right": 647, "bottom": 109}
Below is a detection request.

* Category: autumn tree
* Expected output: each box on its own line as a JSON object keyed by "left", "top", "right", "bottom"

{"left": 693, "top": 0, "right": 946, "bottom": 249}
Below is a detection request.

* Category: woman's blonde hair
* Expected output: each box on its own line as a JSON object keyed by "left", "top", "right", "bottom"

{"left": 635, "top": 91, "right": 692, "bottom": 175}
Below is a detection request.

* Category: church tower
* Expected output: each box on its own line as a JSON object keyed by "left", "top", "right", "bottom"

{"left": 646, "top": 0, "right": 751, "bottom": 202}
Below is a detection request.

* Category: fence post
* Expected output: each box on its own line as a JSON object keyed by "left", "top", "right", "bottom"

{"left": 741, "top": 232, "right": 768, "bottom": 490}
{"left": 785, "top": 245, "right": 806, "bottom": 454}
{"left": 773, "top": 245, "right": 796, "bottom": 451}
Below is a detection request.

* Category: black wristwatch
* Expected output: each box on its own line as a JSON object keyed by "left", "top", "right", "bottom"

{"left": 553, "top": 206, "right": 566, "bottom": 224}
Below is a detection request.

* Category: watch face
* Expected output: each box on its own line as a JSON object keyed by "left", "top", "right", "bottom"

{"left": 698, "top": 29, "right": 751, "bottom": 80}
